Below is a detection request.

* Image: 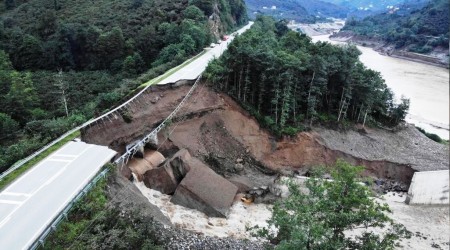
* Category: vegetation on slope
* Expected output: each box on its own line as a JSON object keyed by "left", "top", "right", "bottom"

{"left": 0, "top": 0, "right": 247, "bottom": 173}
{"left": 40, "top": 173, "right": 163, "bottom": 250}
{"left": 255, "top": 160, "right": 411, "bottom": 249}
{"left": 341, "top": 0, "right": 449, "bottom": 53}
{"left": 205, "top": 16, "right": 409, "bottom": 136}
{"left": 245, "top": 0, "right": 348, "bottom": 23}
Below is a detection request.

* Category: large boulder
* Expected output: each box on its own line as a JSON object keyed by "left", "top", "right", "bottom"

{"left": 171, "top": 165, "right": 238, "bottom": 218}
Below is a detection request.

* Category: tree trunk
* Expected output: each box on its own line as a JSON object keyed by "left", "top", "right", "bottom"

{"left": 337, "top": 87, "right": 345, "bottom": 122}
{"left": 363, "top": 109, "right": 369, "bottom": 127}
{"left": 306, "top": 71, "right": 315, "bottom": 120}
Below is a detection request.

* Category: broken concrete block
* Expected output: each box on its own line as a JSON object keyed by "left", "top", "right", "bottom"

{"left": 128, "top": 150, "right": 165, "bottom": 181}
{"left": 171, "top": 166, "right": 238, "bottom": 218}
{"left": 143, "top": 167, "right": 178, "bottom": 194}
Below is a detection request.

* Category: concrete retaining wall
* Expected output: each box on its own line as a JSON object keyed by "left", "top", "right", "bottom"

{"left": 406, "top": 170, "right": 449, "bottom": 205}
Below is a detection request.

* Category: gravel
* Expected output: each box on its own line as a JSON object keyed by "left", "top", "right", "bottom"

{"left": 315, "top": 124, "right": 449, "bottom": 172}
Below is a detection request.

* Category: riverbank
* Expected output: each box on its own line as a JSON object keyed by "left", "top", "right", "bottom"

{"left": 308, "top": 32, "right": 449, "bottom": 140}
{"left": 330, "top": 32, "right": 449, "bottom": 68}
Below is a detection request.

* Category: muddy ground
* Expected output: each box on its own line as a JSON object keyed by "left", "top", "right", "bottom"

{"left": 83, "top": 82, "right": 448, "bottom": 187}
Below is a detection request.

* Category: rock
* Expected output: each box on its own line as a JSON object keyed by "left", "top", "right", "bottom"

{"left": 120, "top": 164, "right": 133, "bottom": 180}
{"left": 229, "top": 176, "right": 254, "bottom": 193}
{"left": 143, "top": 167, "right": 178, "bottom": 194}
{"left": 234, "top": 163, "right": 244, "bottom": 172}
{"left": 236, "top": 158, "right": 243, "bottom": 163}
{"left": 150, "top": 96, "right": 160, "bottom": 104}
{"left": 171, "top": 166, "right": 238, "bottom": 218}
{"left": 248, "top": 187, "right": 269, "bottom": 197}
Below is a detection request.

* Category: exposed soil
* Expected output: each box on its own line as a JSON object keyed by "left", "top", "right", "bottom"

{"left": 83, "top": 83, "right": 449, "bottom": 188}
{"left": 85, "top": 82, "right": 449, "bottom": 248}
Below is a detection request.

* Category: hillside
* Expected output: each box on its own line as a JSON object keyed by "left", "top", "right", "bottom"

{"left": 322, "top": 0, "right": 430, "bottom": 18}
{"left": 245, "top": 0, "right": 430, "bottom": 22}
{"left": 335, "top": 0, "right": 449, "bottom": 59}
{"left": 0, "top": 0, "right": 247, "bottom": 173}
{"left": 245, "top": 0, "right": 348, "bottom": 23}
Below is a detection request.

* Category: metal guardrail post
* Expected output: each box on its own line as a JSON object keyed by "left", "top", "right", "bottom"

{"left": 29, "top": 168, "right": 110, "bottom": 250}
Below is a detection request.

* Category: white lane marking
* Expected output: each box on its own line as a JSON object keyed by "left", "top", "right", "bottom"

{"left": 0, "top": 144, "right": 94, "bottom": 231}
{"left": 2, "top": 192, "right": 31, "bottom": 197}
{"left": 47, "top": 159, "right": 72, "bottom": 163}
{"left": 0, "top": 200, "right": 22, "bottom": 205}
{"left": 2, "top": 142, "right": 76, "bottom": 192}
{"left": 0, "top": 216, "right": 11, "bottom": 228}
{"left": 24, "top": 146, "right": 114, "bottom": 249}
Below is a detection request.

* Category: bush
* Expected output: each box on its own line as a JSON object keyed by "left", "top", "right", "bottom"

{"left": 416, "top": 126, "right": 443, "bottom": 143}
{"left": 255, "top": 160, "right": 411, "bottom": 249}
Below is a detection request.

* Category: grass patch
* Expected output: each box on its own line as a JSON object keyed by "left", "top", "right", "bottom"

{"left": 41, "top": 168, "right": 163, "bottom": 249}
{"left": 40, "top": 175, "right": 108, "bottom": 249}
{"left": 0, "top": 130, "right": 80, "bottom": 191}
{"left": 139, "top": 50, "right": 207, "bottom": 88}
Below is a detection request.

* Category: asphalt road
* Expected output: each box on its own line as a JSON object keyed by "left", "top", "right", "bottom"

{"left": 0, "top": 141, "right": 116, "bottom": 250}
{"left": 158, "top": 22, "right": 254, "bottom": 85}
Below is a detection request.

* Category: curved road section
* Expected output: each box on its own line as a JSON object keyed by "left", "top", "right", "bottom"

{"left": 0, "top": 22, "right": 253, "bottom": 249}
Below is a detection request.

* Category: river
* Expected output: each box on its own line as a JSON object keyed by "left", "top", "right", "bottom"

{"left": 311, "top": 34, "right": 449, "bottom": 140}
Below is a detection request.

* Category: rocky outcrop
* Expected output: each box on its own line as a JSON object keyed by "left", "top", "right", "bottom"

{"left": 171, "top": 165, "right": 238, "bottom": 218}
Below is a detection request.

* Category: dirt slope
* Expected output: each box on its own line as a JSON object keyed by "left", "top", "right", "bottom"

{"left": 82, "top": 83, "right": 449, "bottom": 186}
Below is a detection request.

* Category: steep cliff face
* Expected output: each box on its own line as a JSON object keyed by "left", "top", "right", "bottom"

{"left": 192, "top": 0, "right": 248, "bottom": 39}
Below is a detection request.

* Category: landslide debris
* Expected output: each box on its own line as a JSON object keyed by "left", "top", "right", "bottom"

{"left": 107, "top": 169, "right": 270, "bottom": 249}
{"left": 83, "top": 82, "right": 449, "bottom": 187}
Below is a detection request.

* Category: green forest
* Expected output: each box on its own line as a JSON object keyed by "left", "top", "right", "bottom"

{"left": 0, "top": 0, "right": 247, "bottom": 173}
{"left": 342, "top": 0, "right": 449, "bottom": 53}
{"left": 205, "top": 16, "right": 409, "bottom": 136}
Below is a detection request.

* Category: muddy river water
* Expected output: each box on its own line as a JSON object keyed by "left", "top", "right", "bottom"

{"left": 312, "top": 35, "right": 449, "bottom": 139}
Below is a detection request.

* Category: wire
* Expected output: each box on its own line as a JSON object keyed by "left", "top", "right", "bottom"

{"left": 156, "top": 82, "right": 208, "bottom": 151}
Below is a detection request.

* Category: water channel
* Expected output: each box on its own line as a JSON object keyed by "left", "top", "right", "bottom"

{"left": 312, "top": 35, "right": 449, "bottom": 139}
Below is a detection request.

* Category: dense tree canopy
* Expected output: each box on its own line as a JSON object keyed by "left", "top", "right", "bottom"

{"left": 205, "top": 16, "right": 409, "bottom": 136}
{"left": 341, "top": 0, "right": 449, "bottom": 53}
{"left": 0, "top": 0, "right": 248, "bottom": 173}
